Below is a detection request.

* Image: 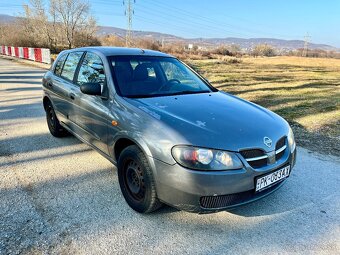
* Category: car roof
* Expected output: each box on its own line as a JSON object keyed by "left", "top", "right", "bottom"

{"left": 67, "top": 46, "right": 173, "bottom": 58}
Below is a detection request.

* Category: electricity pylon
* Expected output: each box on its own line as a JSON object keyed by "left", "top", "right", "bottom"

{"left": 302, "top": 33, "right": 311, "bottom": 57}
{"left": 124, "top": 0, "right": 135, "bottom": 47}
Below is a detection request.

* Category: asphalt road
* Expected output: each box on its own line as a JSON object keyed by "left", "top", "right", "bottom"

{"left": 0, "top": 57, "right": 339, "bottom": 255}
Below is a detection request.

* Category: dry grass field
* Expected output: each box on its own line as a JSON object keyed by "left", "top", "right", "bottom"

{"left": 190, "top": 56, "right": 340, "bottom": 156}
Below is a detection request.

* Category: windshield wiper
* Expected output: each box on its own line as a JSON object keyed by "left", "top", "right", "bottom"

{"left": 164, "top": 90, "right": 211, "bottom": 96}
{"left": 125, "top": 94, "right": 162, "bottom": 99}
{"left": 125, "top": 90, "right": 211, "bottom": 99}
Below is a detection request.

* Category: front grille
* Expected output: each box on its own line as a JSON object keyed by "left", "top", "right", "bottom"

{"left": 240, "top": 149, "right": 264, "bottom": 159}
{"left": 276, "top": 136, "right": 286, "bottom": 150}
{"left": 275, "top": 136, "right": 286, "bottom": 161}
{"left": 240, "top": 149, "right": 267, "bottom": 168}
{"left": 249, "top": 158, "right": 267, "bottom": 168}
{"left": 276, "top": 150, "right": 284, "bottom": 161}
{"left": 200, "top": 181, "right": 283, "bottom": 209}
{"left": 240, "top": 136, "right": 287, "bottom": 168}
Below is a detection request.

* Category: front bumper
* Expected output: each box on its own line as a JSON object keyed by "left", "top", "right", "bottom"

{"left": 154, "top": 148, "right": 297, "bottom": 213}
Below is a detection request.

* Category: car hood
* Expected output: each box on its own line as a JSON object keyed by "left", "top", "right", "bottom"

{"left": 125, "top": 92, "right": 289, "bottom": 152}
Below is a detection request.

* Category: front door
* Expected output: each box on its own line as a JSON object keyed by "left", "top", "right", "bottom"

{"left": 73, "top": 52, "right": 110, "bottom": 155}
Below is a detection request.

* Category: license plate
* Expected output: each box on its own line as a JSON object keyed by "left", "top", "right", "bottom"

{"left": 255, "top": 165, "right": 290, "bottom": 192}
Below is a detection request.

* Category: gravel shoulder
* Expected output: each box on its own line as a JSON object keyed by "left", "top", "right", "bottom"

{"left": 0, "top": 58, "right": 339, "bottom": 255}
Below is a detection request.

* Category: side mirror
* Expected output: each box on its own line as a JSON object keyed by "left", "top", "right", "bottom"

{"left": 80, "top": 82, "right": 102, "bottom": 96}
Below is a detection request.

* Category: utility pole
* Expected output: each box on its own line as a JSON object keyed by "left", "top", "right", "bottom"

{"left": 124, "top": 0, "right": 135, "bottom": 47}
{"left": 302, "top": 33, "right": 311, "bottom": 57}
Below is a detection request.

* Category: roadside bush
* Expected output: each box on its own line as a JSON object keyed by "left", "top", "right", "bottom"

{"left": 162, "top": 42, "right": 186, "bottom": 54}
{"left": 100, "top": 35, "right": 125, "bottom": 47}
{"left": 222, "top": 56, "right": 242, "bottom": 64}
{"left": 214, "top": 55, "right": 242, "bottom": 64}
{"left": 213, "top": 46, "right": 233, "bottom": 56}
{"left": 199, "top": 51, "right": 213, "bottom": 59}
{"left": 136, "top": 39, "right": 161, "bottom": 51}
{"left": 252, "top": 44, "right": 276, "bottom": 57}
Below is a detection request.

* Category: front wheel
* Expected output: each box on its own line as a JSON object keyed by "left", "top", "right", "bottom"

{"left": 118, "top": 145, "right": 162, "bottom": 213}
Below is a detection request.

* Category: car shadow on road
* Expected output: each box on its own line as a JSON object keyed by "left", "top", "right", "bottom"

{"left": 0, "top": 75, "right": 44, "bottom": 80}
{"left": 0, "top": 70, "right": 46, "bottom": 75}
{"left": 5, "top": 87, "right": 42, "bottom": 91}
{"left": 0, "top": 133, "right": 85, "bottom": 165}
{"left": 0, "top": 96, "right": 41, "bottom": 104}
{"left": 0, "top": 102, "right": 44, "bottom": 120}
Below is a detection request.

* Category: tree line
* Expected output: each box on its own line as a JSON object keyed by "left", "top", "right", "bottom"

{"left": 0, "top": 0, "right": 99, "bottom": 53}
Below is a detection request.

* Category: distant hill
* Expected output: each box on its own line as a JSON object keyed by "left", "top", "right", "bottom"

{"left": 1, "top": 14, "right": 338, "bottom": 51}
{"left": 98, "top": 26, "right": 338, "bottom": 52}
{"left": 0, "top": 14, "right": 17, "bottom": 23}
{"left": 98, "top": 26, "right": 182, "bottom": 43}
{"left": 186, "top": 37, "right": 337, "bottom": 51}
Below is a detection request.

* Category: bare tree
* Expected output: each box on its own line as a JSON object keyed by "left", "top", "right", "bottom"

{"left": 23, "top": 0, "right": 57, "bottom": 49}
{"left": 18, "top": 0, "right": 98, "bottom": 51}
{"left": 50, "top": 0, "right": 95, "bottom": 49}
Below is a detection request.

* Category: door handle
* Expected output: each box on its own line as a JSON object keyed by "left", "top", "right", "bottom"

{"left": 47, "top": 82, "right": 53, "bottom": 88}
{"left": 69, "top": 93, "right": 76, "bottom": 100}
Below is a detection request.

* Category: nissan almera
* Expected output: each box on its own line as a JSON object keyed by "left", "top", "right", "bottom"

{"left": 42, "top": 47, "right": 297, "bottom": 213}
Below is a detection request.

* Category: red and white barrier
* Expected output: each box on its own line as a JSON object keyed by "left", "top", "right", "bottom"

{"left": 0, "top": 45, "right": 51, "bottom": 64}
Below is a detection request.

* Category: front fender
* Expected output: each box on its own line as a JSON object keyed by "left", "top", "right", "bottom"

{"left": 109, "top": 131, "right": 153, "bottom": 162}
{"left": 108, "top": 131, "right": 175, "bottom": 187}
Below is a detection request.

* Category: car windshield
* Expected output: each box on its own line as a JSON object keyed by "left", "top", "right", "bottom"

{"left": 109, "top": 56, "right": 216, "bottom": 98}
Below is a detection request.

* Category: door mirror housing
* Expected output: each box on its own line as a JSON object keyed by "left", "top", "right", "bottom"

{"left": 80, "top": 82, "right": 102, "bottom": 96}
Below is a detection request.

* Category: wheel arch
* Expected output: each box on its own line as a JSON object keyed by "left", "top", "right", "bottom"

{"left": 43, "top": 95, "right": 52, "bottom": 111}
{"left": 114, "top": 137, "right": 136, "bottom": 162}
{"left": 112, "top": 135, "right": 157, "bottom": 174}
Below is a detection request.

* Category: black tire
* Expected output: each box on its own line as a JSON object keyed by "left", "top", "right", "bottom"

{"left": 45, "top": 101, "right": 68, "bottom": 137}
{"left": 118, "top": 145, "right": 162, "bottom": 213}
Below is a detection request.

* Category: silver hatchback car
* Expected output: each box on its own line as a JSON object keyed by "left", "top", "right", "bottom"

{"left": 42, "top": 47, "right": 297, "bottom": 213}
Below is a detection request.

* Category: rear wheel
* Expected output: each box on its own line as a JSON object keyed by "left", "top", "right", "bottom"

{"left": 45, "top": 101, "right": 68, "bottom": 137}
{"left": 118, "top": 145, "right": 162, "bottom": 213}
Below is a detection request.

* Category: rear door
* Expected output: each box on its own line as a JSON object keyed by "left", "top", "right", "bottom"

{"left": 74, "top": 52, "right": 110, "bottom": 155}
{"left": 47, "top": 52, "right": 69, "bottom": 124}
{"left": 50, "top": 51, "right": 84, "bottom": 127}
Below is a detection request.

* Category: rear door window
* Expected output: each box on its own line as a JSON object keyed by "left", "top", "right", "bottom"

{"left": 77, "top": 52, "right": 106, "bottom": 86}
{"left": 60, "top": 52, "right": 84, "bottom": 82}
{"left": 54, "top": 53, "right": 68, "bottom": 76}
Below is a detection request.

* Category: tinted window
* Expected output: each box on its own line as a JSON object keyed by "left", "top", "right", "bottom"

{"left": 110, "top": 56, "right": 214, "bottom": 98}
{"left": 60, "top": 52, "right": 83, "bottom": 81}
{"left": 54, "top": 53, "right": 67, "bottom": 76}
{"left": 77, "top": 52, "right": 106, "bottom": 86}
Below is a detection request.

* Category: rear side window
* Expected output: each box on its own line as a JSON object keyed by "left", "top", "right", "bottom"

{"left": 77, "top": 52, "right": 106, "bottom": 85}
{"left": 54, "top": 53, "right": 67, "bottom": 76}
{"left": 60, "top": 52, "right": 84, "bottom": 81}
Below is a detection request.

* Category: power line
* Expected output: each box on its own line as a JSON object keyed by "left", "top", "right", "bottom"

{"left": 135, "top": 5, "right": 250, "bottom": 38}
{"left": 141, "top": 0, "right": 301, "bottom": 39}
{"left": 134, "top": 15, "right": 204, "bottom": 38}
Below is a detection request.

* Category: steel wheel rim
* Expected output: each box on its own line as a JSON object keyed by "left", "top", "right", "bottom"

{"left": 47, "top": 106, "right": 55, "bottom": 129}
{"left": 124, "top": 160, "right": 145, "bottom": 202}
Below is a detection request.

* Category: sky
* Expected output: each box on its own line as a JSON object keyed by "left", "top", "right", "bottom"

{"left": 1, "top": 0, "right": 339, "bottom": 47}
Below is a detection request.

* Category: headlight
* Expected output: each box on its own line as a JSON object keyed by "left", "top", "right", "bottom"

{"left": 172, "top": 146, "right": 243, "bottom": 171}
{"left": 288, "top": 127, "right": 296, "bottom": 152}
